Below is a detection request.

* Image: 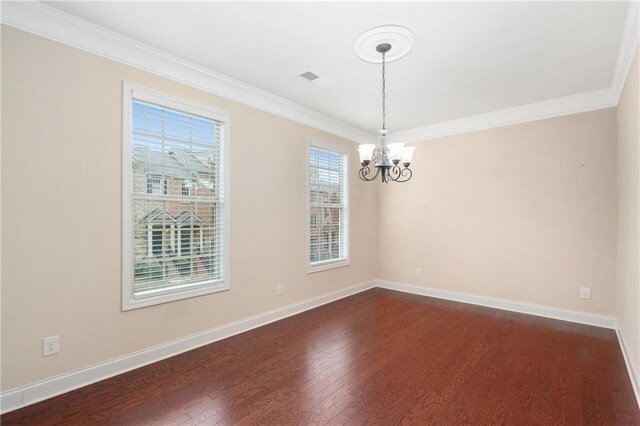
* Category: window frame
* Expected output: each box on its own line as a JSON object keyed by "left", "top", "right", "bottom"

{"left": 306, "top": 138, "right": 351, "bottom": 274}
{"left": 122, "top": 81, "right": 231, "bottom": 311}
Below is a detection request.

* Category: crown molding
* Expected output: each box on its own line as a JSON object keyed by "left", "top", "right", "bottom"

{"left": 388, "top": 2, "right": 639, "bottom": 144}
{"left": 0, "top": 1, "right": 375, "bottom": 144}
{"left": 2, "top": 1, "right": 637, "bottom": 146}
{"left": 612, "top": 1, "right": 640, "bottom": 103}
{"left": 386, "top": 87, "right": 619, "bottom": 144}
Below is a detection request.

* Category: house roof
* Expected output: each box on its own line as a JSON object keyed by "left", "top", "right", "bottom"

{"left": 169, "top": 148, "right": 213, "bottom": 174}
{"left": 143, "top": 209, "right": 207, "bottom": 226}
{"left": 175, "top": 211, "right": 206, "bottom": 226}
{"left": 143, "top": 208, "right": 175, "bottom": 224}
{"left": 132, "top": 147, "right": 213, "bottom": 180}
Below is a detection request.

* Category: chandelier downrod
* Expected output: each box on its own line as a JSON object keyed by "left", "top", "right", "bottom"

{"left": 357, "top": 40, "right": 415, "bottom": 183}
{"left": 378, "top": 43, "right": 389, "bottom": 131}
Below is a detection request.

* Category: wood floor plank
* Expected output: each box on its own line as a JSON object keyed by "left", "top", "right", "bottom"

{"left": 2, "top": 288, "right": 638, "bottom": 425}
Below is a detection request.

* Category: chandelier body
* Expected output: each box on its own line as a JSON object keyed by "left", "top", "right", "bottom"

{"left": 356, "top": 34, "right": 415, "bottom": 183}
{"left": 359, "top": 131, "right": 413, "bottom": 183}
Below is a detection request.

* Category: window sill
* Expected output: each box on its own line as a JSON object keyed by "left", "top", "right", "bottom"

{"left": 307, "top": 259, "right": 350, "bottom": 274}
{"left": 122, "top": 281, "right": 229, "bottom": 311}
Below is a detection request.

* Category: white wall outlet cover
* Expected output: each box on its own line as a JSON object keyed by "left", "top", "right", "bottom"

{"left": 42, "top": 335, "right": 59, "bottom": 356}
{"left": 580, "top": 287, "right": 591, "bottom": 300}
{"left": 416, "top": 267, "right": 423, "bottom": 277}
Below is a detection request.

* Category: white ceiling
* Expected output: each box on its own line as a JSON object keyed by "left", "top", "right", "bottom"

{"left": 47, "top": 1, "right": 630, "bottom": 135}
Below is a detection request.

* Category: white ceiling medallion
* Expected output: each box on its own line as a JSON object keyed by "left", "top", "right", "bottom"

{"left": 354, "top": 24, "right": 415, "bottom": 63}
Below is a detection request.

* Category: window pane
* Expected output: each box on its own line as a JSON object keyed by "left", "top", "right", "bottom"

{"left": 130, "top": 99, "right": 225, "bottom": 299}
{"left": 309, "top": 145, "right": 348, "bottom": 266}
{"left": 131, "top": 199, "right": 223, "bottom": 295}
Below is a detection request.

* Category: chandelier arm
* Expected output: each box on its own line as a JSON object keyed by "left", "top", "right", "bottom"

{"left": 358, "top": 165, "right": 368, "bottom": 181}
{"left": 370, "top": 166, "right": 381, "bottom": 181}
{"left": 384, "top": 164, "right": 413, "bottom": 183}
{"left": 387, "top": 165, "right": 400, "bottom": 182}
{"left": 394, "top": 166, "right": 413, "bottom": 183}
{"left": 387, "top": 164, "right": 401, "bottom": 181}
{"left": 359, "top": 165, "right": 381, "bottom": 181}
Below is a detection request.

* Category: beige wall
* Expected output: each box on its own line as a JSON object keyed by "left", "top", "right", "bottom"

{"left": 617, "top": 45, "right": 640, "bottom": 385}
{"left": 0, "top": 23, "right": 631, "bottom": 395}
{"left": 0, "top": 26, "right": 377, "bottom": 391}
{"left": 378, "top": 108, "right": 618, "bottom": 316}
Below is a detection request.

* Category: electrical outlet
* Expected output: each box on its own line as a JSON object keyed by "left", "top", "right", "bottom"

{"left": 276, "top": 283, "right": 285, "bottom": 296}
{"left": 42, "top": 336, "right": 59, "bottom": 357}
{"left": 416, "top": 267, "right": 423, "bottom": 277}
{"left": 580, "top": 287, "right": 591, "bottom": 300}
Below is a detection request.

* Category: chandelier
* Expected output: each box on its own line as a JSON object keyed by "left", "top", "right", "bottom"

{"left": 355, "top": 25, "right": 415, "bottom": 183}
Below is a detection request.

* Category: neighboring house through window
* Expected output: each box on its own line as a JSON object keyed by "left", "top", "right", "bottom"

{"left": 308, "top": 142, "right": 349, "bottom": 272}
{"left": 122, "top": 83, "right": 230, "bottom": 310}
{"left": 146, "top": 176, "right": 167, "bottom": 195}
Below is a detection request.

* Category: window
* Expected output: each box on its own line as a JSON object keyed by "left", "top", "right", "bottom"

{"left": 308, "top": 143, "right": 349, "bottom": 272}
{"left": 181, "top": 181, "right": 192, "bottom": 196}
{"left": 147, "top": 176, "right": 167, "bottom": 195}
{"left": 122, "top": 83, "right": 229, "bottom": 310}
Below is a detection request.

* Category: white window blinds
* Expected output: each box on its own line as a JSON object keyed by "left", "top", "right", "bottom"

{"left": 123, "top": 86, "right": 228, "bottom": 309}
{"left": 308, "top": 145, "right": 349, "bottom": 267}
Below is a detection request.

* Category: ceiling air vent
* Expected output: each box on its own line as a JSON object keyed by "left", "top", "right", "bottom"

{"left": 299, "top": 71, "right": 332, "bottom": 88}
{"left": 300, "top": 71, "right": 320, "bottom": 81}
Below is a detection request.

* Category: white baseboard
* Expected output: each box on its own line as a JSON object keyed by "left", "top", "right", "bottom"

{"left": 0, "top": 280, "right": 376, "bottom": 414}
{"left": 616, "top": 328, "right": 640, "bottom": 409}
{"left": 376, "top": 280, "right": 617, "bottom": 329}
{"left": 0, "top": 391, "right": 23, "bottom": 414}
{"left": 1, "top": 279, "right": 623, "bottom": 414}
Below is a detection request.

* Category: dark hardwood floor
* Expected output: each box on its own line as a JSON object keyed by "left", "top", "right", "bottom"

{"left": 3, "top": 288, "right": 639, "bottom": 425}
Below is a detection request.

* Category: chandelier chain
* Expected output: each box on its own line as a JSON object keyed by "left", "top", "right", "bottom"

{"left": 382, "top": 51, "right": 386, "bottom": 131}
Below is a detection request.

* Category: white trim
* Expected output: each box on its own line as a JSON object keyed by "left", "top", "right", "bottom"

{"left": 130, "top": 87, "right": 230, "bottom": 124}
{"left": 0, "top": 280, "right": 376, "bottom": 414}
{"left": 376, "top": 280, "right": 617, "bottom": 329}
{"left": 386, "top": 88, "right": 619, "bottom": 144}
{"left": 122, "top": 81, "right": 134, "bottom": 308}
{"left": 0, "top": 390, "right": 23, "bottom": 414}
{"left": 0, "top": 1, "right": 374, "bottom": 145}
{"left": 3, "top": 1, "right": 638, "bottom": 147}
{"left": 308, "top": 259, "right": 351, "bottom": 274}
{"left": 306, "top": 139, "right": 351, "bottom": 274}
{"left": 617, "top": 328, "right": 640, "bottom": 409}
{"left": 602, "top": 1, "right": 638, "bottom": 410}
{"left": 387, "top": 1, "right": 640, "bottom": 143}
{"left": 2, "top": 280, "right": 631, "bottom": 413}
{"left": 121, "top": 82, "right": 231, "bottom": 310}
{"left": 611, "top": 2, "right": 640, "bottom": 104}
{"left": 387, "top": 2, "right": 640, "bottom": 144}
